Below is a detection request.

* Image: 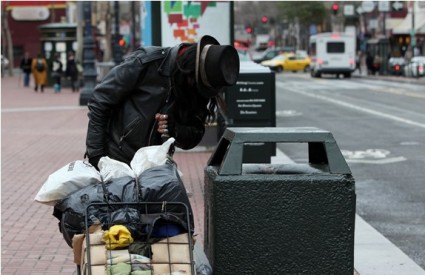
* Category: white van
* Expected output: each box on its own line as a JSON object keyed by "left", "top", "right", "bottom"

{"left": 309, "top": 32, "right": 356, "bottom": 78}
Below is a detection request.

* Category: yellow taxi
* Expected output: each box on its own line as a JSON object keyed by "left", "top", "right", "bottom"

{"left": 261, "top": 53, "right": 311, "bottom": 73}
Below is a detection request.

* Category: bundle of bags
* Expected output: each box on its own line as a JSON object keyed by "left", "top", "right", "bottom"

{"left": 35, "top": 138, "right": 212, "bottom": 274}
{"left": 34, "top": 138, "right": 193, "bottom": 246}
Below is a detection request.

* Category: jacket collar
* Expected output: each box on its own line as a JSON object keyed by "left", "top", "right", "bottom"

{"left": 158, "top": 45, "right": 178, "bottom": 77}
{"left": 159, "top": 43, "right": 193, "bottom": 77}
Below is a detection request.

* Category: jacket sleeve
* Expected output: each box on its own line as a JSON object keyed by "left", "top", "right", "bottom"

{"left": 85, "top": 57, "right": 144, "bottom": 159}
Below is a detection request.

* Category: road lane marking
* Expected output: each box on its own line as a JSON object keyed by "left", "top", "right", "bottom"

{"left": 277, "top": 81, "right": 425, "bottom": 129}
{"left": 341, "top": 149, "right": 406, "bottom": 164}
{"left": 344, "top": 156, "right": 406, "bottom": 164}
{"left": 368, "top": 86, "right": 425, "bottom": 99}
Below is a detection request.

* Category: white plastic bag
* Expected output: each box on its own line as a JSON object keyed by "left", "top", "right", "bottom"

{"left": 194, "top": 241, "right": 212, "bottom": 275}
{"left": 34, "top": 160, "right": 102, "bottom": 206}
{"left": 98, "top": 156, "right": 135, "bottom": 182}
{"left": 131, "top": 137, "right": 175, "bottom": 177}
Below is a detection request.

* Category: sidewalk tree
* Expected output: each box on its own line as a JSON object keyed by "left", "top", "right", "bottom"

{"left": 277, "top": 1, "right": 327, "bottom": 49}
{"left": 97, "top": 1, "right": 113, "bottom": 62}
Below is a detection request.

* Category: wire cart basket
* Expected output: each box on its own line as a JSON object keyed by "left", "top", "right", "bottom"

{"left": 79, "top": 201, "right": 195, "bottom": 275}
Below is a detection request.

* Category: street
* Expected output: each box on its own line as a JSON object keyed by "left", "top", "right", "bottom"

{"left": 274, "top": 72, "right": 425, "bottom": 269}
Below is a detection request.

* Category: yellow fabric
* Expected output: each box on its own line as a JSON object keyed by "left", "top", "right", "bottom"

{"left": 103, "top": 225, "right": 134, "bottom": 249}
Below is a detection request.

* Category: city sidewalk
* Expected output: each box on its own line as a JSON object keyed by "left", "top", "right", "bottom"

{"left": 1, "top": 74, "right": 425, "bottom": 274}
{"left": 1, "top": 75, "right": 210, "bottom": 274}
{"left": 352, "top": 64, "right": 425, "bottom": 85}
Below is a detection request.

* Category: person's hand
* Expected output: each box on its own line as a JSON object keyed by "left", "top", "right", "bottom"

{"left": 155, "top": 113, "right": 169, "bottom": 137}
{"left": 88, "top": 155, "right": 101, "bottom": 170}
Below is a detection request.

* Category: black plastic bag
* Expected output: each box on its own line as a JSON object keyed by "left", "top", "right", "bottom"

{"left": 53, "top": 161, "right": 194, "bottom": 248}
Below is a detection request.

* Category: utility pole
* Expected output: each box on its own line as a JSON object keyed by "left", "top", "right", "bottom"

{"left": 79, "top": 1, "right": 97, "bottom": 106}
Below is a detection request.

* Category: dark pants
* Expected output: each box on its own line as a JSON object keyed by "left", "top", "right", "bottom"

{"left": 23, "top": 72, "right": 30, "bottom": 87}
{"left": 53, "top": 73, "right": 61, "bottom": 92}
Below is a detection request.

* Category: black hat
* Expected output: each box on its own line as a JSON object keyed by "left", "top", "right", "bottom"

{"left": 195, "top": 35, "right": 240, "bottom": 98}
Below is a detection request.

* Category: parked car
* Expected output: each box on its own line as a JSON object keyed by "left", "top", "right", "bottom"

{"left": 1, "top": 55, "right": 9, "bottom": 70}
{"left": 261, "top": 54, "right": 311, "bottom": 73}
{"left": 1, "top": 55, "right": 9, "bottom": 77}
{"left": 387, "top": 57, "right": 405, "bottom": 76}
{"left": 253, "top": 47, "right": 296, "bottom": 63}
{"left": 403, "top": 56, "right": 425, "bottom": 77}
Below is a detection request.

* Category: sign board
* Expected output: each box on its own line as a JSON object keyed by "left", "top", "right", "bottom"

{"left": 368, "top": 19, "right": 378, "bottom": 29}
{"left": 378, "top": 1, "right": 390, "bottom": 12}
{"left": 344, "top": 5, "right": 355, "bottom": 16}
{"left": 227, "top": 75, "right": 274, "bottom": 121}
{"left": 361, "top": 1, "right": 375, "bottom": 12}
{"left": 160, "top": 1, "right": 231, "bottom": 46}
{"left": 392, "top": 1, "right": 404, "bottom": 11}
{"left": 11, "top": 7, "right": 49, "bottom": 21}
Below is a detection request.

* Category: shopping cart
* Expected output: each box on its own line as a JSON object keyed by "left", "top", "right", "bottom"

{"left": 77, "top": 201, "right": 195, "bottom": 275}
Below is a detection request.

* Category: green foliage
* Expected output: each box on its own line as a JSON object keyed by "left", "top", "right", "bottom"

{"left": 277, "top": 1, "right": 327, "bottom": 26}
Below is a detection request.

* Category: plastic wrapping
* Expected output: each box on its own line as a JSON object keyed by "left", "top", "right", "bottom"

{"left": 35, "top": 160, "right": 101, "bottom": 205}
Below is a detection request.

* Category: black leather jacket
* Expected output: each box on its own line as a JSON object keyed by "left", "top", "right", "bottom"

{"left": 85, "top": 45, "right": 206, "bottom": 165}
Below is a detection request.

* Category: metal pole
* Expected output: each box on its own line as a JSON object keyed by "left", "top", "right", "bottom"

{"left": 79, "top": 1, "right": 98, "bottom": 106}
{"left": 411, "top": 0, "right": 416, "bottom": 48}
{"left": 112, "top": 1, "right": 123, "bottom": 64}
{"left": 131, "top": 1, "right": 136, "bottom": 51}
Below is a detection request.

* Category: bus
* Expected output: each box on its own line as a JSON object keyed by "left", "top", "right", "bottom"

{"left": 309, "top": 32, "right": 356, "bottom": 78}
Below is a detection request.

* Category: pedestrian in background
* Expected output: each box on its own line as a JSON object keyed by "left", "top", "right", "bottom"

{"left": 373, "top": 54, "right": 381, "bottom": 75}
{"left": 355, "top": 50, "right": 362, "bottom": 75}
{"left": 31, "top": 53, "right": 48, "bottom": 92}
{"left": 65, "top": 51, "right": 79, "bottom": 92}
{"left": 366, "top": 52, "right": 374, "bottom": 75}
{"left": 51, "top": 53, "right": 63, "bottom": 93}
{"left": 20, "top": 52, "right": 32, "bottom": 87}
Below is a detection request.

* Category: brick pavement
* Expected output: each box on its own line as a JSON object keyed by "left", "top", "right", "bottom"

{"left": 1, "top": 75, "right": 211, "bottom": 274}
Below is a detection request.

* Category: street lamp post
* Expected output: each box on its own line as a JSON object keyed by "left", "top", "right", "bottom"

{"left": 112, "top": 1, "right": 123, "bottom": 65}
{"left": 79, "top": 1, "right": 97, "bottom": 106}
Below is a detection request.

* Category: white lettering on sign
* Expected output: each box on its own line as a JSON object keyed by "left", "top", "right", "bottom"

{"left": 239, "top": 87, "right": 259, "bottom": 92}
{"left": 237, "top": 104, "right": 262, "bottom": 108}
{"left": 341, "top": 149, "right": 406, "bottom": 164}
{"left": 236, "top": 81, "right": 264, "bottom": 85}
{"left": 237, "top": 99, "right": 266, "bottom": 103}
{"left": 240, "top": 110, "right": 258, "bottom": 115}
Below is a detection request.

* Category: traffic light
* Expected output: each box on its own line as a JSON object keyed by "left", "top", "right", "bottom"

{"left": 119, "top": 38, "right": 126, "bottom": 47}
{"left": 332, "top": 3, "right": 339, "bottom": 15}
{"left": 246, "top": 26, "right": 252, "bottom": 34}
{"left": 261, "top": 16, "right": 268, "bottom": 24}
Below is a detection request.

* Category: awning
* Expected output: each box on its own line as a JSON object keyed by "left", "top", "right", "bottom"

{"left": 392, "top": 3, "right": 425, "bottom": 35}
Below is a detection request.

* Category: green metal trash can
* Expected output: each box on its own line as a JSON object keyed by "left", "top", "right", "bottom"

{"left": 204, "top": 127, "right": 356, "bottom": 275}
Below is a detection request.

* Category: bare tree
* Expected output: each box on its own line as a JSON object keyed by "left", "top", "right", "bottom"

{"left": 1, "top": 2, "right": 14, "bottom": 76}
